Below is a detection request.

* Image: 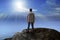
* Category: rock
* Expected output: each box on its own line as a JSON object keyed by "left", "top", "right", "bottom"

{"left": 4, "top": 28, "right": 60, "bottom": 40}
{"left": 12, "top": 28, "right": 60, "bottom": 40}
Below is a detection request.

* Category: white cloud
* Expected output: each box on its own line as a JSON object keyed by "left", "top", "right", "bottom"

{"left": 32, "top": 9, "right": 37, "bottom": 11}
{"left": 0, "top": 14, "right": 7, "bottom": 19}
{"left": 56, "top": 7, "right": 60, "bottom": 11}
{"left": 46, "top": 0, "right": 56, "bottom": 6}
{"left": 24, "top": 8, "right": 37, "bottom": 12}
{"left": 46, "top": 0, "right": 60, "bottom": 16}
{"left": 11, "top": 8, "right": 38, "bottom": 15}
{"left": 35, "top": 13, "right": 47, "bottom": 19}
{"left": 36, "top": 14, "right": 45, "bottom": 18}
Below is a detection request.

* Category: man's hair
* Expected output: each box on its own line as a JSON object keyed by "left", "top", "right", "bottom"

{"left": 30, "top": 8, "right": 32, "bottom": 12}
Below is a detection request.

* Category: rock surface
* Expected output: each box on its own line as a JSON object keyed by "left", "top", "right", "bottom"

{"left": 4, "top": 28, "right": 60, "bottom": 40}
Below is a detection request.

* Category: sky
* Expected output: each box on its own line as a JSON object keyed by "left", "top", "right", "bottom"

{"left": 0, "top": 0, "right": 60, "bottom": 40}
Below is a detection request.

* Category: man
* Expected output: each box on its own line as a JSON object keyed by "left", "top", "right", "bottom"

{"left": 27, "top": 8, "right": 35, "bottom": 32}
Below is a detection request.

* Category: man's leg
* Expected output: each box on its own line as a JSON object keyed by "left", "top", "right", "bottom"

{"left": 28, "top": 22, "right": 30, "bottom": 31}
{"left": 31, "top": 22, "right": 34, "bottom": 30}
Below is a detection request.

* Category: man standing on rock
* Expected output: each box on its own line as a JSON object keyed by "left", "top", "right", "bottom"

{"left": 27, "top": 8, "right": 35, "bottom": 32}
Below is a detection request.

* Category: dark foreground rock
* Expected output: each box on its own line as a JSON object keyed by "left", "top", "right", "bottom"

{"left": 4, "top": 28, "right": 60, "bottom": 40}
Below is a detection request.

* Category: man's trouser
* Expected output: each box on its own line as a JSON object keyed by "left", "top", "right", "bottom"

{"left": 27, "top": 22, "right": 34, "bottom": 30}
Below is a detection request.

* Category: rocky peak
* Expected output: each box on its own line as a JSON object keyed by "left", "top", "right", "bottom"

{"left": 4, "top": 28, "right": 60, "bottom": 40}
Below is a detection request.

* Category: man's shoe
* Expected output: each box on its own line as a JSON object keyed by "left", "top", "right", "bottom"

{"left": 26, "top": 31, "right": 29, "bottom": 33}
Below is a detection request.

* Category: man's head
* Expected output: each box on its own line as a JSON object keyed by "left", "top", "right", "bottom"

{"left": 29, "top": 8, "right": 32, "bottom": 12}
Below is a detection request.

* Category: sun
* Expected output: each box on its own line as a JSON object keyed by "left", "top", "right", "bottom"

{"left": 12, "top": 1, "right": 27, "bottom": 12}
{"left": 15, "top": 2, "right": 24, "bottom": 11}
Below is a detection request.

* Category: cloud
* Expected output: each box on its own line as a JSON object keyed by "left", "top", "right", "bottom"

{"left": 36, "top": 14, "right": 46, "bottom": 18}
{"left": 47, "top": 15, "right": 60, "bottom": 21}
{"left": 54, "top": 7, "right": 60, "bottom": 14}
{"left": 11, "top": 8, "right": 38, "bottom": 15}
{"left": 32, "top": 9, "right": 37, "bottom": 11}
{"left": 55, "top": 7, "right": 60, "bottom": 11}
{"left": 46, "top": 0, "right": 60, "bottom": 15}
{"left": 46, "top": 0, "right": 56, "bottom": 6}
{"left": 18, "top": 8, "right": 38, "bottom": 12}
{"left": 25, "top": 8, "right": 38, "bottom": 12}
{"left": 35, "top": 13, "right": 48, "bottom": 21}
{"left": 35, "top": 13, "right": 60, "bottom": 21}
{"left": 46, "top": 0, "right": 60, "bottom": 7}
{"left": 0, "top": 14, "right": 5, "bottom": 18}
{"left": 13, "top": 8, "right": 37, "bottom": 12}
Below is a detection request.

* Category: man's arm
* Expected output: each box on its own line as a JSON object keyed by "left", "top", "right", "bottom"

{"left": 33, "top": 13, "right": 35, "bottom": 22}
{"left": 27, "top": 15, "right": 28, "bottom": 22}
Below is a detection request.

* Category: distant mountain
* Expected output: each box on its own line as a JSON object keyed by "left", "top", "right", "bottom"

{"left": 4, "top": 28, "right": 60, "bottom": 40}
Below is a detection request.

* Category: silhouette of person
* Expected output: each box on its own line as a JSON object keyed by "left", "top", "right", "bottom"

{"left": 27, "top": 8, "right": 35, "bottom": 32}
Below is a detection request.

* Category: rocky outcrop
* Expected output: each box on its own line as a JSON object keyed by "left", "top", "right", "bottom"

{"left": 4, "top": 28, "right": 60, "bottom": 40}
{"left": 12, "top": 28, "right": 60, "bottom": 40}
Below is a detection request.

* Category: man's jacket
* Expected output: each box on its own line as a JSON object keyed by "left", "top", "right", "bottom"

{"left": 27, "top": 12, "right": 35, "bottom": 23}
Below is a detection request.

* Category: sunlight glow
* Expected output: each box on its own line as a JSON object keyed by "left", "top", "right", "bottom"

{"left": 12, "top": 1, "right": 28, "bottom": 12}
{"left": 12, "top": 0, "right": 37, "bottom": 14}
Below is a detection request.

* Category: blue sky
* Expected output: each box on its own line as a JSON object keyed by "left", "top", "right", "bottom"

{"left": 0, "top": 0, "right": 60, "bottom": 40}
